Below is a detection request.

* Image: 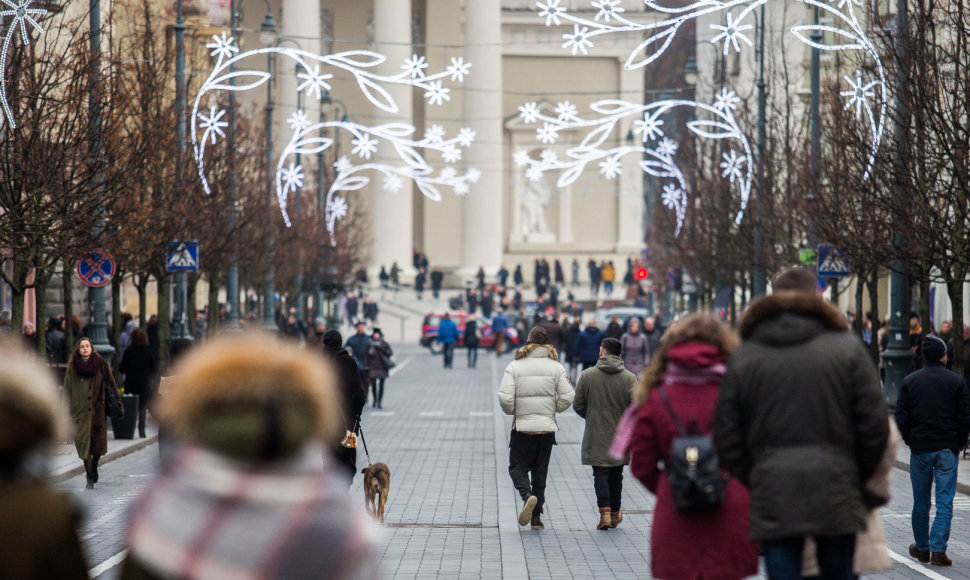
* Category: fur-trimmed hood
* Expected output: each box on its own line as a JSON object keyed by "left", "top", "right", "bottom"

{"left": 739, "top": 291, "right": 848, "bottom": 345}
{"left": 514, "top": 343, "right": 558, "bottom": 361}
{"left": 0, "top": 344, "right": 71, "bottom": 462}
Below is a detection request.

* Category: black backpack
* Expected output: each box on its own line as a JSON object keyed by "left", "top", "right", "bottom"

{"left": 657, "top": 387, "right": 726, "bottom": 513}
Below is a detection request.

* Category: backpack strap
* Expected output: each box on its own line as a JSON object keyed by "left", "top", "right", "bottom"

{"left": 656, "top": 386, "right": 687, "bottom": 437}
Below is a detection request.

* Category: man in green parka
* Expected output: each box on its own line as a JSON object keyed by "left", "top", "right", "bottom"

{"left": 574, "top": 337, "right": 636, "bottom": 530}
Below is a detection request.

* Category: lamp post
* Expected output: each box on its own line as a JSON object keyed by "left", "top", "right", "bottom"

{"left": 171, "top": 0, "right": 193, "bottom": 342}
{"left": 752, "top": 2, "right": 768, "bottom": 297}
{"left": 683, "top": 55, "right": 699, "bottom": 313}
{"left": 315, "top": 90, "right": 345, "bottom": 322}
{"left": 86, "top": 0, "right": 113, "bottom": 358}
{"left": 276, "top": 36, "right": 304, "bottom": 320}
{"left": 883, "top": 0, "right": 912, "bottom": 407}
{"left": 224, "top": 0, "right": 241, "bottom": 331}
{"left": 807, "top": 6, "right": 821, "bottom": 248}
{"left": 260, "top": 10, "right": 278, "bottom": 330}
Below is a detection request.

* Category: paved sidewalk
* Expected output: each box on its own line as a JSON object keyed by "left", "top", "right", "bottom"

{"left": 50, "top": 424, "right": 158, "bottom": 483}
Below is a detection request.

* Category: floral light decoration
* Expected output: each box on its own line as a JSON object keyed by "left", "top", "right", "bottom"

{"left": 0, "top": 0, "right": 48, "bottom": 128}
{"left": 191, "top": 31, "right": 477, "bottom": 243}
{"left": 514, "top": 89, "right": 752, "bottom": 237}
{"left": 535, "top": 0, "right": 887, "bottom": 180}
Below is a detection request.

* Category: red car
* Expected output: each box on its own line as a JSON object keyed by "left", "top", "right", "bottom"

{"left": 420, "top": 312, "right": 520, "bottom": 353}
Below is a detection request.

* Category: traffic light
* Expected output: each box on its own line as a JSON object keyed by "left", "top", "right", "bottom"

{"left": 635, "top": 267, "right": 648, "bottom": 280}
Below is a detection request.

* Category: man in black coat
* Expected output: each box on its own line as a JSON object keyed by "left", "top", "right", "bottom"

{"left": 894, "top": 335, "right": 970, "bottom": 566}
{"left": 715, "top": 267, "right": 888, "bottom": 579}
{"left": 322, "top": 330, "right": 367, "bottom": 484}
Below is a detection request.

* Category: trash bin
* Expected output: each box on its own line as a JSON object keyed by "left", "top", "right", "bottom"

{"left": 112, "top": 393, "right": 139, "bottom": 440}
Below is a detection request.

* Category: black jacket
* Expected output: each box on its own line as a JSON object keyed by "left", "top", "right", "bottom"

{"left": 895, "top": 361, "right": 970, "bottom": 455}
{"left": 322, "top": 345, "right": 366, "bottom": 433}
{"left": 714, "top": 291, "right": 889, "bottom": 541}
{"left": 119, "top": 344, "right": 157, "bottom": 400}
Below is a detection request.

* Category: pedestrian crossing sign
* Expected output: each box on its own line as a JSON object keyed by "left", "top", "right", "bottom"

{"left": 817, "top": 244, "right": 849, "bottom": 278}
{"left": 166, "top": 240, "right": 199, "bottom": 272}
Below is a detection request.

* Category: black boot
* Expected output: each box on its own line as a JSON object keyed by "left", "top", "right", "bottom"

{"left": 84, "top": 459, "right": 94, "bottom": 489}
{"left": 92, "top": 455, "right": 100, "bottom": 483}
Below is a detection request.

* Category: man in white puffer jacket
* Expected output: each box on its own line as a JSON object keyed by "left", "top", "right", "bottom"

{"left": 498, "top": 325, "right": 575, "bottom": 530}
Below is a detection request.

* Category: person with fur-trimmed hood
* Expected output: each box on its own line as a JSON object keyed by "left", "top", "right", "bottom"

{"left": 498, "top": 326, "right": 574, "bottom": 530}
{"left": 0, "top": 342, "right": 87, "bottom": 579}
{"left": 121, "top": 334, "right": 377, "bottom": 580}
{"left": 714, "top": 267, "right": 889, "bottom": 579}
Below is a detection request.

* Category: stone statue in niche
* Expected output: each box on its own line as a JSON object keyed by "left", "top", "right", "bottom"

{"left": 521, "top": 172, "right": 555, "bottom": 242}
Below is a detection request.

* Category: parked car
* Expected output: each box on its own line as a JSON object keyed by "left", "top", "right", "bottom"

{"left": 593, "top": 306, "right": 650, "bottom": 331}
{"left": 420, "top": 312, "right": 521, "bottom": 353}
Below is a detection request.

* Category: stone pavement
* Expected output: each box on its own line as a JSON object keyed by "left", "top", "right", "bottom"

{"left": 49, "top": 424, "right": 158, "bottom": 484}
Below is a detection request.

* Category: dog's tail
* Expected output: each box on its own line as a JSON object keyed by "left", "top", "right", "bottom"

{"left": 375, "top": 465, "right": 390, "bottom": 487}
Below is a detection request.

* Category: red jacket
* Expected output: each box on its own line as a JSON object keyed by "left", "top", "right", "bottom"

{"left": 629, "top": 341, "right": 758, "bottom": 580}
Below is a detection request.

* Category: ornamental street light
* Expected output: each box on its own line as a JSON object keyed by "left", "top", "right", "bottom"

{"left": 261, "top": 9, "right": 278, "bottom": 330}
{"left": 315, "top": 89, "right": 346, "bottom": 322}
{"left": 172, "top": 0, "right": 193, "bottom": 342}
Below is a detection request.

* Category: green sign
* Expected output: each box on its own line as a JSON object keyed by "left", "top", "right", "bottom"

{"left": 799, "top": 248, "right": 817, "bottom": 266}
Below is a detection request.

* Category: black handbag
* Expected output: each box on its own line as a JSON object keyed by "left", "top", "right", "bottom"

{"left": 105, "top": 384, "right": 124, "bottom": 420}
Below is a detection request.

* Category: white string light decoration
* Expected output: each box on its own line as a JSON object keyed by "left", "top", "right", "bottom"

{"left": 0, "top": 0, "right": 48, "bottom": 128}
{"left": 191, "top": 32, "right": 476, "bottom": 242}
{"left": 515, "top": 88, "right": 752, "bottom": 236}
{"left": 535, "top": 0, "right": 887, "bottom": 179}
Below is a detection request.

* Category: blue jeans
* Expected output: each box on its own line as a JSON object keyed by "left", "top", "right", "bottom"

{"left": 442, "top": 343, "right": 454, "bottom": 368}
{"left": 910, "top": 448, "right": 958, "bottom": 553}
{"left": 467, "top": 344, "right": 479, "bottom": 367}
{"left": 763, "top": 534, "right": 856, "bottom": 580}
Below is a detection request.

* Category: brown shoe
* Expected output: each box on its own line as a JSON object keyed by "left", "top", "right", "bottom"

{"left": 909, "top": 544, "right": 930, "bottom": 563}
{"left": 930, "top": 552, "right": 952, "bottom": 566}
{"left": 597, "top": 507, "right": 612, "bottom": 530}
{"left": 610, "top": 510, "right": 623, "bottom": 529}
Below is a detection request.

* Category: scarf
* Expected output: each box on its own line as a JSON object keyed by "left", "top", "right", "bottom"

{"left": 125, "top": 444, "right": 377, "bottom": 580}
{"left": 73, "top": 354, "right": 101, "bottom": 378}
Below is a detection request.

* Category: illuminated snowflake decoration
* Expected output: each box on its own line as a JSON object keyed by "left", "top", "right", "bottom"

{"left": 0, "top": 0, "right": 48, "bottom": 128}
{"left": 534, "top": 0, "right": 888, "bottom": 180}
{"left": 514, "top": 97, "right": 752, "bottom": 236}
{"left": 190, "top": 40, "right": 477, "bottom": 243}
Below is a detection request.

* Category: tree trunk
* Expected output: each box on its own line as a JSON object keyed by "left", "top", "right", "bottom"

{"left": 946, "top": 272, "right": 966, "bottom": 376}
{"left": 207, "top": 271, "right": 221, "bottom": 337}
{"left": 866, "top": 269, "right": 880, "bottom": 364}
{"left": 156, "top": 272, "right": 171, "bottom": 370}
{"left": 918, "top": 275, "right": 931, "bottom": 337}
{"left": 187, "top": 273, "right": 198, "bottom": 337}
{"left": 110, "top": 272, "right": 123, "bottom": 366}
{"left": 7, "top": 255, "right": 30, "bottom": 335}
{"left": 854, "top": 274, "right": 864, "bottom": 337}
{"left": 33, "top": 268, "right": 52, "bottom": 361}
{"left": 134, "top": 272, "right": 149, "bottom": 327}
{"left": 63, "top": 266, "right": 74, "bottom": 351}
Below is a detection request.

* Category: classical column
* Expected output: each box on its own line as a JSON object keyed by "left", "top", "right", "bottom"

{"left": 280, "top": 0, "right": 319, "bottom": 118}
{"left": 461, "top": 0, "right": 504, "bottom": 275}
{"left": 615, "top": 68, "right": 644, "bottom": 253}
{"left": 371, "top": 0, "right": 414, "bottom": 279}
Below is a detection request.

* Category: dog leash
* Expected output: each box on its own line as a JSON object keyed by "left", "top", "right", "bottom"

{"left": 357, "top": 419, "right": 371, "bottom": 465}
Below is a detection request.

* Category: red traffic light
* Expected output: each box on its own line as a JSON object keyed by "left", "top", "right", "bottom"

{"left": 636, "top": 267, "right": 648, "bottom": 280}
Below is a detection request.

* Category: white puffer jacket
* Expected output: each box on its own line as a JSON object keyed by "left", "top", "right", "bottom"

{"left": 498, "top": 344, "right": 574, "bottom": 433}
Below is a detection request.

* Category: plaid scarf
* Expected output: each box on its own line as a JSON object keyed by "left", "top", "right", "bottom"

{"left": 125, "top": 444, "right": 378, "bottom": 580}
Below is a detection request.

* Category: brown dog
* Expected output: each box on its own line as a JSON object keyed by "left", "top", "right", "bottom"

{"left": 361, "top": 463, "right": 391, "bottom": 523}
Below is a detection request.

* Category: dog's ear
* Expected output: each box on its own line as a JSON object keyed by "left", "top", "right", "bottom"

{"left": 360, "top": 467, "right": 368, "bottom": 474}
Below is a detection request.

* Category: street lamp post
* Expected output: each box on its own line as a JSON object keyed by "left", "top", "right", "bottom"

{"left": 315, "top": 90, "right": 345, "bottom": 322}
{"left": 752, "top": 2, "right": 768, "bottom": 297}
{"left": 172, "top": 0, "right": 193, "bottom": 342}
{"left": 261, "top": 11, "right": 278, "bottom": 330}
{"left": 224, "top": 0, "right": 241, "bottom": 331}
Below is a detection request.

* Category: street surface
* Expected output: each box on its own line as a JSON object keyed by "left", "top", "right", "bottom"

{"left": 60, "top": 341, "right": 970, "bottom": 579}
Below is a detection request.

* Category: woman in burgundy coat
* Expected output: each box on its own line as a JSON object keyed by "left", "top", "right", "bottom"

{"left": 628, "top": 313, "right": 758, "bottom": 580}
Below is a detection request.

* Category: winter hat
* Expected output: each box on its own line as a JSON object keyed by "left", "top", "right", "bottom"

{"left": 157, "top": 334, "right": 341, "bottom": 462}
{"left": 527, "top": 326, "right": 548, "bottom": 345}
{"left": 322, "top": 329, "right": 343, "bottom": 348}
{"left": 0, "top": 342, "right": 70, "bottom": 464}
{"left": 922, "top": 335, "right": 947, "bottom": 362}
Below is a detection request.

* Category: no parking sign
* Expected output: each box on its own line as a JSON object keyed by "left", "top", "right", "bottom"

{"left": 77, "top": 249, "right": 115, "bottom": 288}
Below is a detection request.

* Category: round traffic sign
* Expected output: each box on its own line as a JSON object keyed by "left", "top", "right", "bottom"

{"left": 77, "top": 249, "right": 115, "bottom": 288}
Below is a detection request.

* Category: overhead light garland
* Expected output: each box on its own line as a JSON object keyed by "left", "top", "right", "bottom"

{"left": 191, "top": 32, "right": 476, "bottom": 243}
{"left": 0, "top": 0, "right": 48, "bottom": 128}
{"left": 515, "top": 89, "right": 752, "bottom": 236}
{"left": 535, "top": 0, "right": 886, "bottom": 180}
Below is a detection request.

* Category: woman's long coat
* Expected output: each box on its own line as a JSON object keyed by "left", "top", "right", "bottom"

{"left": 63, "top": 358, "right": 122, "bottom": 459}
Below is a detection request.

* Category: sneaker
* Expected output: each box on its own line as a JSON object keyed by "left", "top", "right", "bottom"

{"left": 930, "top": 552, "right": 952, "bottom": 567}
{"left": 530, "top": 516, "right": 544, "bottom": 530}
{"left": 909, "top": 544, "right": 930, "bottom": 563}
{"left": 518, "top": 495, "right": 537, "bottom": 526}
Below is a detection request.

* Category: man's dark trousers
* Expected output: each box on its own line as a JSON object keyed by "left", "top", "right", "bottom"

{"left": 509, "top": 430, "right": 556, "bottom": 515}
{"left": 592, "top": 466, "right": 623, "bottom": 511}
{"left": 762, "top": 534, "right": 856, "bottom": 580}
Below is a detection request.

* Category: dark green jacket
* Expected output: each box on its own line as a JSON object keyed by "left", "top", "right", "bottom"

{"left": 574, "top": 354, "right": 635, "bottom": 466}
{"left": 714, "top": 291, "right": 889, "bottom": 540}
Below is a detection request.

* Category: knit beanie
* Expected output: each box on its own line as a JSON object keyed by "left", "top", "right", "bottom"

{"left": 922, "top": 335, "right": 947, "bottom": 362}
{"left": 527, "top": 326, "right": 548, "bottom": 345}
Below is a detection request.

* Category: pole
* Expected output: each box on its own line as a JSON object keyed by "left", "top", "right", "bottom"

{"left": 883, "top": 0, "right": 912, "bottom": 406}
{"left": 752, "top": 2, "right": 768, "bottom": 297}
{"left": 172, "top": 0, "right": 193, "bottom": 342}
{"left": 807, "top": 6, "right": 821, "bottom": 249}
{"left": 315, "top": 98, "right": 325, "bottom": 320}
{"left": 263, "top": 48, "right": 278, "bottom": 330}
{"left": 293, "top": 67, "right": 304, "bottom": 321}
{"left": 86, "top": 0, "right": 113, "bottom": 358}
{"left": 224, "top": 0, "right": 241, "bottom": 330}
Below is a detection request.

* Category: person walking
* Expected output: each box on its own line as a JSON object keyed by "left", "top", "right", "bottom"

{"left": 714, "top": 268, "right": 889, "bottom": 579}
{"left": 121, "top": 334, "right": 376, "bottom": 579}
{"left": 415, "top": 268, "right": 427, "bottom": 300}
{"left": 492, "top": 309, "right": 509, "bottom": 356}
{"left": 538, "top": 314, "right": 565, "bottom": 359}
{"left": 465, "top": 315, "right": 481, "bottom": 368}
{"left": 894, "top": 335, "right": 970, "bottom": 566}
{"left": 574, "top": 321, "right": 606, "bottom": 370}
{"left": 0, "top": 345, "right": 88, "bottom": 579}
{"left": 63, "top": 337, "right": 124, "bottom": 489}
{"left": 119, "top": 328, "right": 157, "bottom": 438}
{"left": 498, "top": 326, "right": 574, "bottom": 530}
{"left": 628, "top": 313, "right": 759, "bottom": 580}
{"left": 564, "top": 316, "right": 582, "bottom": 383}
{"left": 345, "top": 321, "right": 371, "bottom": 384}
{"left": 366, "top": 328, "right": 394, "bottom": 409}
{"left": 601, "top": 261, "right": 616, "bottom": 297}
{"left": 321, "top": 330, "right": 367, "bottom": 483}
{"left": 431, "top": 267, "right": 444, "bottom": 299}
{"left": 438, "top": 312, "right": 459, "bottom": 369}
{"left": 605, "top": 315, "right": 623, "bottom": 340}
{"left": 619, "top": 318, "right": 649, "bottom": 377}
{"left": 574, "top": 337, "right": 635, "bottom": 530}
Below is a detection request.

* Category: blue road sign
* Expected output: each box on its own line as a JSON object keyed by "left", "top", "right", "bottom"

{"left": 817, "top": 244, "right": 850, "bottom": 278}
{"left": 77, "top": 249, "right": 115, "bottom": 288}
{"left": 166, "top": 240, "right": 199, "bottom": 272}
